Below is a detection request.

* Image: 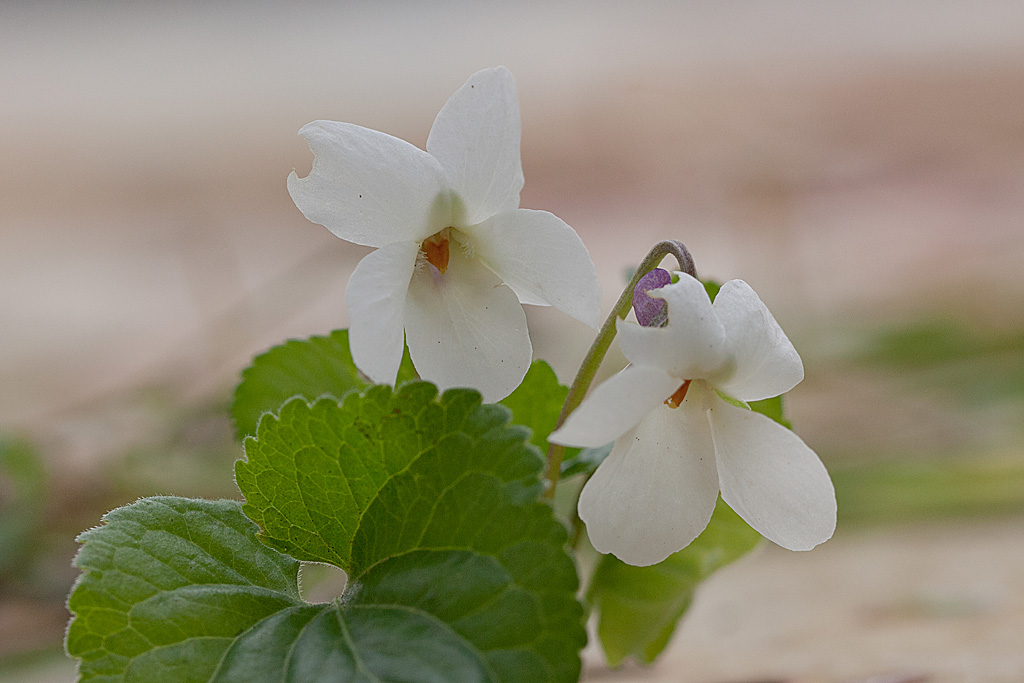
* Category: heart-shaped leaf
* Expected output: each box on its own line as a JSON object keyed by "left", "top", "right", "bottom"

{"left": 69, "top": 384, "right": 586, "bottom": 682}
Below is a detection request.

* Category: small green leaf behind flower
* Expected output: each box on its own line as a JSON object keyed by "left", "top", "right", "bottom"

{"left": 231, "top": 329, "right": 417, "bottom": 440}
{"left": 587, "top": 499, "right": 760, "bottom": 667}
{"left": 702, "top": 279, "right": 721, "bottom": 302}
{"left": 748, "top": 395, "right": 791, "bottom": 429}
{"left": 560, "top": 444, "right": 611, "bottom": 478}
{"left": 499, "top": 361, "right": 579, "bottom": 462}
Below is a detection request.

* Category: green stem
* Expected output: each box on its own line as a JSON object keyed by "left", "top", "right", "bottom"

{"left": 543, "top": 240, "right": 696, "bottom": 500}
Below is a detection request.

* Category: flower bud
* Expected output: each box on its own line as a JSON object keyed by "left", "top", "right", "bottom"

{"left": 632, "top": 268, "right": 672, "bottom": 327}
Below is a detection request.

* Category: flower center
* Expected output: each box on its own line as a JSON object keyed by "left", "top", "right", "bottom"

{"left": 664, "top": 380, "right": 692, "bottom": 409}
{"left": 421, "top": 228, "right": 452, "bottom": 274}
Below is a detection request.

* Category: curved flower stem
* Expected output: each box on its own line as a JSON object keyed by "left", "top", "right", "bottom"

{"left": 543, "top": 240, "right": 696, "bottom": 500}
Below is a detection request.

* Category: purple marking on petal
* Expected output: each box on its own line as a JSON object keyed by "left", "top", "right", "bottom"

{"left": 633, "top": 268, "right": 672, "bottom": 327}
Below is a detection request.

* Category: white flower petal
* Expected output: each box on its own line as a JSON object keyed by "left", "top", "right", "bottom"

{"left": 465, "top": 209, "right": 601, "bottom": 328}
{"left": 503, "top": 287, "right": 548, "bottom": 307}
{"left": 549, "top": 365, "right": 680, "bottom": 448}
{"left": 617, "top": 273, "right": 727, "bottom": 377}
{"left": 711, "top": 279, "right": 804, "bottom": 402}
{"left": 426, "top": 67, "right": 523, "bottom": 226}
{"left": 403, "top": 247, "right": 531, "bottom": 402}
{"left": 288, "top": 121, "right": 452, "bottom": 248}
{"left": 578, "top": 399, "right": 720, "bottom": 567}
{"left": 345, "top": 241, "right": 421, "bottom": 385}
{"left": 709, "top": 397, "right": 836, "bottom": 551}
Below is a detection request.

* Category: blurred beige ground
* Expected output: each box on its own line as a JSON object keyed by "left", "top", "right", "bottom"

{"left": 2, "top": 1, "right": 1024, "bottom": 681}
{"left": 583, "top": 519, "right": 1024, "bottom": 683}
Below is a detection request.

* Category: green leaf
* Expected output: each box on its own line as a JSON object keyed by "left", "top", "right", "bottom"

{"left": 702, "top": 279, "right": 721, "bottom": 302}
{"left": 69, "top": 388, "right": 588, "bottom": 683}
{"left": 231, "top": 329, "right": 416, "bottom": 440}
{"left": 66, "top": 497, "right": 501, "bottom": 682}
{"left": 66, "top": 497, "right": 303, "bottom": 682}
{"left": 234, "top": 382, "right": 585, "bottom": 681}
{"left": 559, "top": 444, "right": 611, "bottom": 478}
{"left": 499, "top": 360, "right": 577, "bottom": 459}
{"left": 588, "top": 499, "right": 760, "bottom": 666}
{"left": 749, "top": 394, "right": 791, "bottom": 429}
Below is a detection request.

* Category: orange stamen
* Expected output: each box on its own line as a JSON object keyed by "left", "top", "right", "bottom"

{"left": 664, "top": 380, "right": 692, "bottom": 409}
{"left": 422, "top": 232, "right": 451, "bottom": 274}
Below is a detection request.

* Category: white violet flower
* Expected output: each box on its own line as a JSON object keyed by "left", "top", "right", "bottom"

{"left": 288, "top": 67, "right": 601, "bottom": 402}
{"left": 549, "top": 272, "right": 836, "bottom": 566}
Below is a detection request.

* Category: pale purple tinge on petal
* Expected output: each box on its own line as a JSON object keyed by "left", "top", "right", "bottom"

{"left": 711, "top": 279, "right": 804, "bottom": 402}
{"left": 621, "top": 273, "right": 728, "bottom": 379}
{"left": 708, "top": 394, "right": 836, "bottom": 551}
{"left": 426, "top": 66, "right": 523, "bottom": 227}
{"left": 549, "top": 364, "right": 680, "bottom": 448}
{"left": 403, "top": 247, "right": 532, "bottom": 403}
{"left": 632, "top": 268, "right": 672, "bottom": 327}
{"left": 578, "top": 397, "right": 720, "bottom": 567}
{"left": 287, "top": 120, "right": 452, "bottom": 248}
{"left": 345, "top": 241, "right": 421, "bottom": 385}
{"left": 465, "top": 208, "right": 601, "bottom": 328}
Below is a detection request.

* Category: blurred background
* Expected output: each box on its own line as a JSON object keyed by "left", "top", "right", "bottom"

{"left": 2, "top": 1, "right": 1024, "bottom": 681}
